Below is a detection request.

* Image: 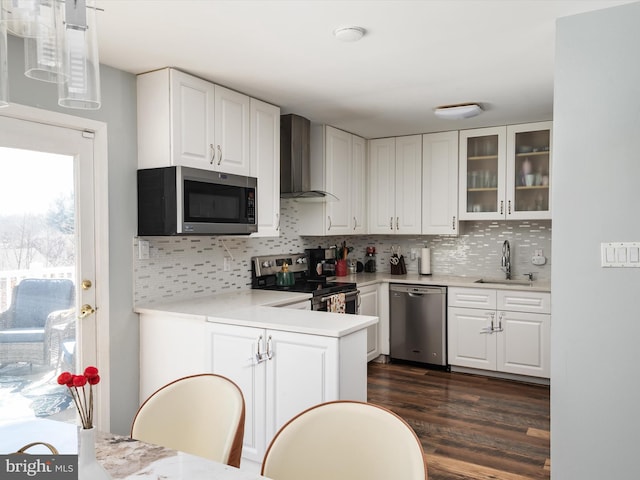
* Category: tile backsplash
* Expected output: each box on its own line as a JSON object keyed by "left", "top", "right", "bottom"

{"left": 134, "top": 199, "right": 551, "bottom": 304}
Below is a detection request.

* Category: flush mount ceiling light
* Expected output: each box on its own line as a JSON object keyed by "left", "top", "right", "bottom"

{"left": 434, "top": 103, "right": 483, "bottom": 120}
{"left": 333, "top": 26, "right": 365, "bottom": 42}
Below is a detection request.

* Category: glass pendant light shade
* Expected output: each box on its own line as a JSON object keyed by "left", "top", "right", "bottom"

{"left": 0, "top": 18, "right": 9, "bottom": 108}
{"left": 58, "top": 0, "right": 100, "bottom": 109}
{"left": 1, "top": 0, "right": 46, "bottom": 38}
{"left": 24, "top": 0, "right": 64, "bottom": 82}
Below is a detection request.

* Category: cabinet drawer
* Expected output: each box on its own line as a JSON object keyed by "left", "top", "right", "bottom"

{"left": 448, "top": 287, "right": 497, "bottom": 309}
{"left": 497, "top": 290, "right": 550, "bottom": 314}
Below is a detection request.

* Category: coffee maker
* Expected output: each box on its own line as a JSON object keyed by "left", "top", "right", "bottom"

{"left": 305, "top": 247, "right": 336, "bottom": 279}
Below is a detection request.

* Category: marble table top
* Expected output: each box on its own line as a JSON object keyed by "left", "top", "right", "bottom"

{"left": 0, "top": 418, "right": 271, "bottom": 480}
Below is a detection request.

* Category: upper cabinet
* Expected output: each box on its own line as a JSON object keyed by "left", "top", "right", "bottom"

{"left": 137, "top": 68, "right": 251, "bottom": 176}
{"left": 250, "top": 99, "right": 281, "bottom": 237}
{"left": 459, "top": 122, "right": 552, "bottom": 220}
{"left": 368, "top": 135, "right": 422, "bottom": 234}
{"left": 297, "top": 125, "right": 366, "bottom": 236}
{"left": 506, "top": 122, "right": 552, "bottom": 220}
{"left": 422, "top": 131, "right": 459, "bottom": 235}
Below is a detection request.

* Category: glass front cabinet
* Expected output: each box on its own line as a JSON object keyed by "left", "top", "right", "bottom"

{"left": 459, "top": 122, "right": 552, "bottom": 220}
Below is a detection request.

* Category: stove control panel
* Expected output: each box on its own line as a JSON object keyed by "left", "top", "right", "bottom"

{"left": 252, "top": 253, "right": 308, "bottom": 277}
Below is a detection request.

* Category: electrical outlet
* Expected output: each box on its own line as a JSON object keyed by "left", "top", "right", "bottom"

{"left": 138, "top": 239, "right": 150, "bottom": 260}
{"left": 224, "top": 257, "right": 231, "bottom": 272}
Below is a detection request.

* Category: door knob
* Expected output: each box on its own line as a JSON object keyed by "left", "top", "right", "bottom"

{"left": 78, "top": 304, "right": 96, "bottom": 319}
{"left": 81, "top": 280, "right": 92, "bottom": 290}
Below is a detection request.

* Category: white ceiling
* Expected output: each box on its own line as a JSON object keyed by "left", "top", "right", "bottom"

{"left": 95, "top": 0, "right": 634, "bottom": 139}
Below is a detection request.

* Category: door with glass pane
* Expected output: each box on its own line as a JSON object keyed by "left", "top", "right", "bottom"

{"left": 0, "top": 115, "right": 97, "bottom": 423}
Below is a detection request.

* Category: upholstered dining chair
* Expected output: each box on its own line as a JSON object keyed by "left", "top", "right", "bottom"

{"left": 130, "top": 373, "right": 245, "bottom": 468}
{"left": 261, "top": 400, "right": 428, "bottom": 480}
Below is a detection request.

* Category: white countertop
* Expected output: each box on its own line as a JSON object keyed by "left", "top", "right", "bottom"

{"left": 208, "top": 306, "right": 378, "bottom": 337}
{"left": 341, "top": 272, "right": 551, "bottom": 292}
{"left": 134, "top": 273, "right": 549, "bottom": 339}
{"left": 135, "top": 289, "right": 377, "bottom": 338}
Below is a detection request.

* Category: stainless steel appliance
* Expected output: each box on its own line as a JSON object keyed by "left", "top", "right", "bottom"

{"left": 252, "top": 253, "right": 359, "bottom": 313}
{"left": 389, "top": 284, "right": 447, "bottom": 366}
{"left": 137, "top": 166, "right": 257, "bottom": 236}
{"left": 305, "top": 247, "right": 337, "bottom": 278}
{"left": 280, "top": 114, "right": 335, "bottom": 200}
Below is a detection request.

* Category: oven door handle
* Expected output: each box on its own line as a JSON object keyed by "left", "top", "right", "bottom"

{"left": 318, "top": 290, "right": 360, "bottom": 304}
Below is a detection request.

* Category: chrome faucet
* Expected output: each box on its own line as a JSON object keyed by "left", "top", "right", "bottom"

{"left": 501, "top": 240, "right": 511, "bottom": 280}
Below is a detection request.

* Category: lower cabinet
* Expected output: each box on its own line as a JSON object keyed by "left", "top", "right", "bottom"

{"left": 358, "top": 284, "right": 380, "bottom": 361}
{"left": 447, "top": 287, "right": 550, "bottom": 378}
{"left": 204, "top": 321, "right": 366, "bottom": 463}
{"left": 139, "top": 313, "right": 208, "bottom": 402}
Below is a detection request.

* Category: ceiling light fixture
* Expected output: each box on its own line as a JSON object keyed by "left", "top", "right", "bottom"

{"left": 0, "top": 0, "right": 102, "bottom": 110}
{"left": 333, "top": 26, "right": 365, "bottom": 42}
{"left": 434, "top": 103, "right": 483, "bottom": 120}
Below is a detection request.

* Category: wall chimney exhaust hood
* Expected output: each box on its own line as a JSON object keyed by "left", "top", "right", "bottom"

{"left": 280, "top": 114, "right": 337, "bottom": 201}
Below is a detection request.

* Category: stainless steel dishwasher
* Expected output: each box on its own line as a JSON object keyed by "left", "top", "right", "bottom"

{"left": 390, "top": 284, "right": 447, "bottom": 366}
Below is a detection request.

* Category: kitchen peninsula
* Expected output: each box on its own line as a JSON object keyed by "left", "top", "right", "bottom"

{"left": 135, "top": 290, "right": 377, "bottom": 463}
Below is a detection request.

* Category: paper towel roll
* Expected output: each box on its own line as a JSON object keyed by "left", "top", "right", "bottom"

{"left": 420, "top": 248, "right": 431, "bottom": 275}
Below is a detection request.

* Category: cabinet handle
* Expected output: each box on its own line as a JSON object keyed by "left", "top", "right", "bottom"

{"left": 390, "top": 217, "right": 393, "bottom": 231}
{"left": 255, "top": 335, "right": 265, "bottom": 363}
{"left": 480, "top": 313, "right": 495, "bottom": 334}
{"left": 266, "top": 335, "right": 273, "bottom": 360}
{"left": 508, "top": 200, "right": 512, "bottom": 215}
{"left": 217, "top": 145, "right": 223, "bottom": 165}
{"left": 452, "top": 216, "right": 456, "bottom": 230}
{"left": 353, "top": 216, "right": 357, "bottom": 230}
{"left": 500, "top": 200, "right": 504, "bottom": 215}
{"left": 328, "top": 216, "right": 332, "bottom": 230}
{"left": 276, "top": 213, "right": 280, "bottom": 231}
{"left": 396, "top": 217, "right": 399, "bottom": 230}
{"left": 209, "top": 144, "right": 215, "bottom": 164}
{"left": 497, "top": 312, "right": 504, "bottom": 332}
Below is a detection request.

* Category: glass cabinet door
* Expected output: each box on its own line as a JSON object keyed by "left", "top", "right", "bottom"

{"left": 506, "top": 122, "right": 552, "bottom": 220}
{"left": 459, "top": 126, "right": 506, "bottom": 220}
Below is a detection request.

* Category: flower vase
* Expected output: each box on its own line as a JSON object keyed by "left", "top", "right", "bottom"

{"left": 78, "top": 427, "right": 111, "bottom": 480}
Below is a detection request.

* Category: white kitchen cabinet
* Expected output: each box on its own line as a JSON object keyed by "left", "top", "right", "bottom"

{"left": 297, "top": 125, "right": 367, "bottom": 235}
{"left": 137, "top": 68, "right": 251, "bottom": 176}
{"left": 205, "top": 321, "right": 366, "bottom": 463}
{"left": 358, "top": 284, "right": 380, "bottom": 361}
{"left": 138, "top": 313, "right": 208, "bottom": 402}
{"left": 422, "top": 131, "right": 459, "bottom": 235}
{"left": 459, "top": 122, "right": 552, "bottom": 220}
{"left": 368, "top": 135, "right": 422, "bottom": 234}
{"left": 250, "top": 99, "right": 281, "bottom": 237}
{"left": 448, "top": 287, "right": 550, "bottom": 378}
{"left": 214, "top": 85, "right": 251, "bottom": 176}
{"left": 506, "top": 122, "right": 552, "bottom": 220}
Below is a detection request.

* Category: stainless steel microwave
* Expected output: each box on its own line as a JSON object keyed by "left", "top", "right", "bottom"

{"left": 137, "top": 166, "right": 257, "bottom": 236}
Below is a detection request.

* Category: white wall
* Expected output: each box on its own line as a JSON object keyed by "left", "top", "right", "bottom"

{"left": 6, "top": 35, "right": 139, "bottom": 435}
{"left": 552, "top": 2, "right": 640, "bottom": 478}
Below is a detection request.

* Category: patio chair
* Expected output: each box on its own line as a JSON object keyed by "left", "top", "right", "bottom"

{"left": 0, "top": 278, "right": 75, "bottom": 367}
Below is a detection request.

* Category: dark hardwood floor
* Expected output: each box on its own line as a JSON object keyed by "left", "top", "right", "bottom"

{"left": 367, "top": 362, "right": 550, "bottom": 480}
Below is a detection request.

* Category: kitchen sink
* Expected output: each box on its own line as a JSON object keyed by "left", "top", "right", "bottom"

{"left": 474, "top": 278, "right": 533, "bottom": 287}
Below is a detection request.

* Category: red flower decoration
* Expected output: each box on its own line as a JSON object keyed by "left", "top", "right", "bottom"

{"left": 84, "top": 366, "right": 99, "bottom": 379}
{"left": 72, "top": 375, "right": 87, "bottom": 387}
{"left": 58, "top": 366, "right": 100, "bottom": 429}
{"left": 57, "top": 372, "right": 73, "bottom": 386}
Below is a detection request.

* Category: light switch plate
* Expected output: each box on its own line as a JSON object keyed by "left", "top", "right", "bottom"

{"left": 601, "top": 242, "right": 640, "bottom": 267}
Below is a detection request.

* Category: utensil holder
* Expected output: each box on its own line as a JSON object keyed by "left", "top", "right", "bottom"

{"left": 335, "top": 259, "right": 347, "bottom": 276}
